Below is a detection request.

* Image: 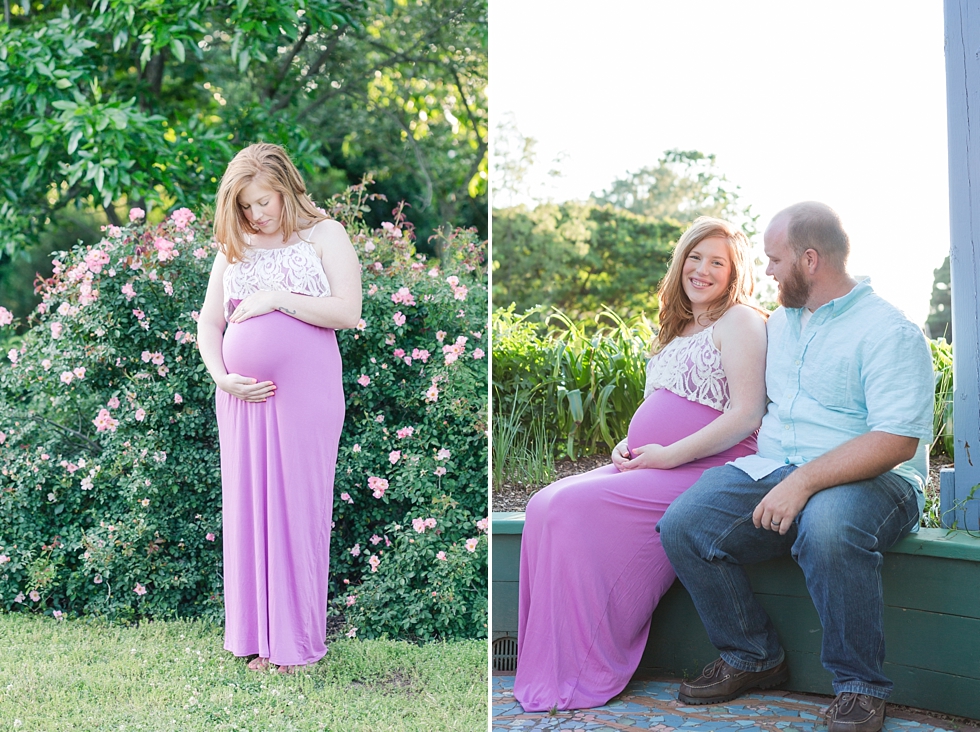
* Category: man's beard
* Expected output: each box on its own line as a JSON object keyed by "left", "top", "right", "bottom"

{"left": 777, "top": 258, "right": 812, "bottom": 309}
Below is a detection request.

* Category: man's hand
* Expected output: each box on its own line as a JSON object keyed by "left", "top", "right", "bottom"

{"left": 752, "top": 472, "right": 812, "bottom": 535}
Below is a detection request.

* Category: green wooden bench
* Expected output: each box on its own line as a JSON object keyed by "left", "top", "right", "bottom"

{"left": 492, "top": 511, "right": 980, "bottom": 720}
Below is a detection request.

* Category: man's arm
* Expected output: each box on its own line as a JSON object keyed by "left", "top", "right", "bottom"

{"left": 753, "top": 431, "right": 919, "bottom": 534}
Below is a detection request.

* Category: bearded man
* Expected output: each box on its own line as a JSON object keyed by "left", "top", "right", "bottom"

{"left": 658, "top": 202, "right": 934, "bottom": 732}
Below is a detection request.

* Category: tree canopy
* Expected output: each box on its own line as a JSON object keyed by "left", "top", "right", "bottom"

{"left": 491, "top": 202, "right": 682, "bottom": 320}
{"left": 0, "top": 0, "right": 487, "bottom": 257}
{"left": 593, "top": 149, "right": 755, "bottom": 236}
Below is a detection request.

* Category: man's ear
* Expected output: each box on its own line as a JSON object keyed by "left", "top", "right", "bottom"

{"left": 803, "top": 248, "right": 819, "bottom": 274}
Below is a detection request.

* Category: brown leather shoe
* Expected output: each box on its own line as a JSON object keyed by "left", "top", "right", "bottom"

{"left": 678, "top": 657, "right": 790, "bottom": 705}
{"left": 825, "top": 692, "right": 886, "bottom": 732}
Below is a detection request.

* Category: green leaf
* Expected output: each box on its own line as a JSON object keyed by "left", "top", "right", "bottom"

{"left": 169, "top": 38, "right": 185, "bottom": 64}
{"left": 55, "top": 78, "right": 72, "bottom": 90}
{"left": 67, "top": 129, "right": 83, "bottom": 155}
{"left": 113, "top": 30, "right": 129, "bottom": 53}
{"left": 237, "top": 48, "right": 250, "bottom": 73}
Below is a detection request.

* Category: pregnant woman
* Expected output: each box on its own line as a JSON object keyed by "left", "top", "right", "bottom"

{"left": 197, "top": 143, "right": 362, "bottom": 673}
{"left": 514, "top": 217, "right": 768, "bottom": 711}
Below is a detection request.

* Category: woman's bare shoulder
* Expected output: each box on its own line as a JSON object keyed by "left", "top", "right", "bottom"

{"left": 714, "top": 304, "right": 768, "bottom": 349}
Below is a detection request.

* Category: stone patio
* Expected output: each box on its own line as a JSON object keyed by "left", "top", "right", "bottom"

{"left": 492, "top": 675, "right": 980, "bottom": 732}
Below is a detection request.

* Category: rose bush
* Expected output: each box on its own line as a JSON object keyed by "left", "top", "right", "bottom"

{"left": 0, "top": 185, "right": 488, "bottom": 640}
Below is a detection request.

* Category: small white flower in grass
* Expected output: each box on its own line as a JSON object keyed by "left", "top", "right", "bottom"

{"left": 346, "top": 627, "right": 357, "bottom": 638}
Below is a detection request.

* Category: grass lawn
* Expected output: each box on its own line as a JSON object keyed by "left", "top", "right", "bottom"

{"left": 0, "top": 613, "right": 487, "bottom": 731}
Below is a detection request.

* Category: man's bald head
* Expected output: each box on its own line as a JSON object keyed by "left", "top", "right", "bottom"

{"left": 768, "top": 201, "right": 850, "bottom": 272}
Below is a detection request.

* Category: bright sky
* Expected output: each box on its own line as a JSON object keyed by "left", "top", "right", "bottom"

{"left": 490, "top": 0, "right": 950, "bottom": 327}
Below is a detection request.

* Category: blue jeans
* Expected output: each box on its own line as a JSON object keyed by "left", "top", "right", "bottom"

{"left": 658, "top": 464, "right": 920, "bottom": 699}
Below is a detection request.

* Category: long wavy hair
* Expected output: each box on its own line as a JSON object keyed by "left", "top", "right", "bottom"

{"left": 654, "top": 216, "right": 757, "bottom": 351}
{"left": 213, "top": 143, "right": 328, "bottom": 264}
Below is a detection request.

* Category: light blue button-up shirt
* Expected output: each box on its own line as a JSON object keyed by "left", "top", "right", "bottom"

{"left": 736, "top": 279, "right": 934, "bottom": 518}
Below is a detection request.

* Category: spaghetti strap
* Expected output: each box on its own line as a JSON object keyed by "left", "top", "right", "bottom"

{"left": 301, "top": 220, "right": 321, "bottom": 243}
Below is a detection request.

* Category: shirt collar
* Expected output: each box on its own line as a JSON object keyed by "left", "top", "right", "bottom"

{"left": 784, "top": 277, "right": 873, "bottom": 324}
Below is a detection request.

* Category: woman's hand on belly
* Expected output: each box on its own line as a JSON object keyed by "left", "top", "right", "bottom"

{"left": 611, "top": 439, "right": 632, "bottom": 470}
{"left": 618, "top": 443, "right": 677, "bottom": 471}
{"left": 228, "top": 291, "right": 284, "bottom": 323}
{"left": 217, "top": 373, "right": 277, "bottom": 402}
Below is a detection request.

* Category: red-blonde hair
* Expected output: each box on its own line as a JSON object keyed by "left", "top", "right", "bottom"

{"left": 213, "top": 143, "right": 328, "bottom": 264}
{"left": 654, "top": 216, "right": 757, "bottom": 351}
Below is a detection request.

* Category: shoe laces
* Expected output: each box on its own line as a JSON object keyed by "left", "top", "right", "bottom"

{"left": 702, "top": 658, "right": 727, "bottom": 679}
{"left": 832, "top": 692, "right": 872, "bottom": 716}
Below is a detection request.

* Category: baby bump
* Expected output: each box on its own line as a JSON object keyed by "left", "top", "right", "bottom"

{"left": 627, "top": 388, "right": 756, "bottom": 461}
{"left": 222, "top": 308, "right": 334, "bottom": 383}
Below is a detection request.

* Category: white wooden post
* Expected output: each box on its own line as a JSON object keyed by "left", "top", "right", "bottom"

{"left": 940, "top": 0, "right": 980, "bottom": 530}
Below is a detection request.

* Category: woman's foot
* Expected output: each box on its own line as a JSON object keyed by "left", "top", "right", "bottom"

{"left": 247, "top": 656, "right": 270, "bottom": 671}
{"left": 276, "top": 664, "right": 299, "bottom": 674}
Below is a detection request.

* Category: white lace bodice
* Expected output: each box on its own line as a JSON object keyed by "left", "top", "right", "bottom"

{"left": 644, "top": 325, "right": 730, "bottom": 411}
{"left": 222, "top": 238, "right": 331, "bottom": 321}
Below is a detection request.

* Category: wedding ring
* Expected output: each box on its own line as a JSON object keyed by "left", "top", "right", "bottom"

{"left": 771, "top": 520, "right": 781, "bottom": 527}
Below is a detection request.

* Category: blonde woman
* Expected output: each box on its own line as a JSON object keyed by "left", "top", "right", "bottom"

{"left": 514, "top": 217, "right": 767, "bottom": 711}
{"left": 197, "top": 143, "right": 362, "bottom": 673}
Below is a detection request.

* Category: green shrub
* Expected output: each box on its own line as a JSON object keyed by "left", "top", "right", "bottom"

{"left": 491, "top": 305, "right": 652, "bottom": 471}
{"left": 0, "top": 186, "right": 487, "bottom": 640}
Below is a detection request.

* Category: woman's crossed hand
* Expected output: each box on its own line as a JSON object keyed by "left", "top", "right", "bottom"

{"left": 611, "top": 440, "right": 677, "bottom": 471}
{"left": 218, "top": 373, "right": 276, "bottom": 402}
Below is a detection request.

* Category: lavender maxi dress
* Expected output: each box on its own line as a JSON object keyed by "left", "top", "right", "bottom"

{"left": 216, "top": 232, "right": 344, "bottom": 667}
{"left": 514, "top": 325, "right": 757, "bottom": 711}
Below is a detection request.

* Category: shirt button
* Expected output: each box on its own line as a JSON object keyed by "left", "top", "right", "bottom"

{"left": 784, "top": 425, "right": 791, "bottom": 430}
{"left": 795, "top": 360, "right": 801, "bottom": 365}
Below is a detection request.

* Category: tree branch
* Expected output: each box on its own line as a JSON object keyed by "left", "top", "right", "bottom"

{"left": 266, "top": 24, "right": 311, "bottom": 101}
{"left": 384, "top": 110, "right": 433, "bottom": 211}
{"left": 448, "top": 64, "right": 487, "bottom": 195}
{"left": 270, "top": 31, "right": 343, "bottom": 114}
{"left": 32, "top": 415, "right": 103, "bottom": 456}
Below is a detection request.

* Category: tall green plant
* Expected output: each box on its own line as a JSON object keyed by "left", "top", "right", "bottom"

{"left": 491, "top": 305, "right": 652, "bottom": 482}
{"left": 931, "top": 338, "right": 953, "bottom": 458}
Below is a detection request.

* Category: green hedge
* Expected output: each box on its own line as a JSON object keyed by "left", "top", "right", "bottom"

{"left": 0, "top": 186, "right": 487, "bottom": 641}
